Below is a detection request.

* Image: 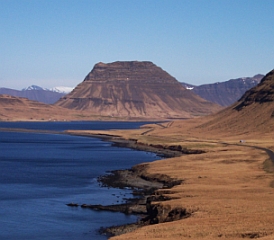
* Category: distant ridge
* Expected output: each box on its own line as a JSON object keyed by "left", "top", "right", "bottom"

{"left": 55, "top": 61, "right": 222, "bottom": 119}
{"left": 0, "top": 85, "right": 73, "bottom": 104}
{"left": 182, "top": 74, "right": 263, "bottom": 106}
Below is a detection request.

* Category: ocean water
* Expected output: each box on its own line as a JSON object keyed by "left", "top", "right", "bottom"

{"left": 0, "top": 122, "right": 161, "bottom": 240}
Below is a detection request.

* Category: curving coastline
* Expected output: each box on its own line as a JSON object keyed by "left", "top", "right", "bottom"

{"left": 65, "top": 132, "right": 194, "bottom": 237}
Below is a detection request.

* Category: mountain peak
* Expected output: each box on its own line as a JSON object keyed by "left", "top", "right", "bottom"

{"left": 84, "top": 61, "right": 165, "bottom": 83}
{"left": 22, "top": 85, "right": 47, "bottom": 91}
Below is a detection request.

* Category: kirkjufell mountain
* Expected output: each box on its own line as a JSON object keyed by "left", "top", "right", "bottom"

{"left": 55, "top": 61, "right": 221, "bottom": 119}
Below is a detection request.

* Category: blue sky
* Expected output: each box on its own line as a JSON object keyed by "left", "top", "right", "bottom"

{"left": 1, "top": 0, "right": 274, "bottom": 89}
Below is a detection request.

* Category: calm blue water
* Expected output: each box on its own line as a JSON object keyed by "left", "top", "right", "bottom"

{"left": 0, "top": 122, "right": 160, "bottom": 240}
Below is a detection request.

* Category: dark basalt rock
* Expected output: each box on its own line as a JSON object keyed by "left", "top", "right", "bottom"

{"left": 143, "top": 201, "right": 190, "bottom": 224}
{"left": 148, "top": 143, "right": 205, "bottom": 155}
{"left": 66, "top": 202, "right": 79, "bottom": 207}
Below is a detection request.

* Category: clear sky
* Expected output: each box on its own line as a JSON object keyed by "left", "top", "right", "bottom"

{"left": 1, "top": 0, "right": 274, "bottom": 89}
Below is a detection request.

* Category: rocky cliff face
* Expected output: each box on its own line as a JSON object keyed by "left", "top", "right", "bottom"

{"left": 182, "top": 74, "right": 263, "bottom": 107}
{"left": 55, "top": 61, "right": 221, "bottom": 119}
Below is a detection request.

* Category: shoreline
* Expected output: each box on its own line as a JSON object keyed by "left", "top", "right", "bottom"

{"left": 65, "top": 132, "right": 193, "bottom": 238}
{"left": 3, "top": 126, "right": 274, "bottom": 238}
{"left": 65, "top": 131, "right": 205, "bottom": 157}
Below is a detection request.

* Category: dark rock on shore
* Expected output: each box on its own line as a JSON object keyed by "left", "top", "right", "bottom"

{"left": 97, "top": 169, "right": 164, "bottom": 192}
{"left": 144, "top": 203, "right": 190, "bottom": 224}
{"left": 111, "top": 137, "right": 206, "bottom": 157}
{"left": 80, "top": 202, "right": 147, "bottom": 215}
{"left": 66, "top": 202, "right": 79, "bottom": 207}
{"left": 111, "top": 138, "right": 183, "bottom": 158}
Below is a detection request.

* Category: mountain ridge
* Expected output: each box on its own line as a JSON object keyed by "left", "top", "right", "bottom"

{"left": 182, "top": 74, "right": 264, "bottom": 106}
{"left": 0, "top": 85, "right": 73, "bottom": 104}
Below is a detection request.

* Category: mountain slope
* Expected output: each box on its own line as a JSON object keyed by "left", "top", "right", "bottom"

{"left": 0, "top": 94, "right": 103, "bottom": 121}
{"left": 182, "top": 74, "right": 263, "bottom": 106}
{"left": 55, "top": 61, "right": 221, "bottom": 119}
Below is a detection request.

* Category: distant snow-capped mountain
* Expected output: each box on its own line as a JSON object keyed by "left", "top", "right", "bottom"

{"left": 0, "top": 85, "right": 74, "bottom": 104}
{"left": 22, "top": 85, "right": 73, "bottom": 94}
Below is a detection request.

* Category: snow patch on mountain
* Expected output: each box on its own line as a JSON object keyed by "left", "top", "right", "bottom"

{"left": 186, "top": 86, "right": 194, "bottom": 90}
{"left": 50, "top": 86, "right": 74, "bottom": 94}
{"left": 22, "top": 85, "right": 48, "bottom": 91}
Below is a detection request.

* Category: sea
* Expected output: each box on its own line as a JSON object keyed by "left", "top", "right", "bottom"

{"left": 0, "top": 121, "right": 161, "bottom": 240}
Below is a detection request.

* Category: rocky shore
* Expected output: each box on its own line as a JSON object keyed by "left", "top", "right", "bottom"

{"left": 67, "top": 164, "right": 189, "bottom": 238}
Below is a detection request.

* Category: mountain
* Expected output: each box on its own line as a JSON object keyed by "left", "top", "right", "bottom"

{"left": 182, "top": 74, "right": 264, "bottom": 106}
{"left": 191, "top": 69, "right": 274, "bottom": 136}
{"left": 0, "top": 85, "right": 73, "bottom": 104}
{"left": 55, "top": 61, "right": 222, "bottom": 119}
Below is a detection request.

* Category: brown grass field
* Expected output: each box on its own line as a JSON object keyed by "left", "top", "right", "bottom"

{"left": 68, "top": 101, "right": 274, "bottom": 240}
